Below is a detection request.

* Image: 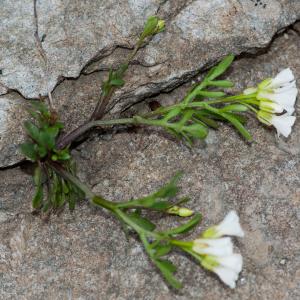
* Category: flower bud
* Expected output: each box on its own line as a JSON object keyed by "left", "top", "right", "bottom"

{"left": 202, "top": 210, "right": 244, "bottom": 238}
{"left": 167, "top": 206, "right": 194, "bottom": 217}
{"left": 259, "top": 99, "right": 284, "bottom": 113}
{"left": 155, "top": 20, "right": 165, "bottom": 33}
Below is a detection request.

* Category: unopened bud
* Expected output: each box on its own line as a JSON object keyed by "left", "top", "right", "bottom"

{"left": 140, "top": 16, "right": 165, "bottom": 41}
{"left": 167, "top": 206, "right": 194, "bottom": 217}
{"left": 155, "top": 20, "right": 165, "bottom": 33}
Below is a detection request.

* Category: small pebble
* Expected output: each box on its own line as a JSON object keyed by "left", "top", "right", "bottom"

{"left": 280, "top": 259, "right": 286, "bottom": 265}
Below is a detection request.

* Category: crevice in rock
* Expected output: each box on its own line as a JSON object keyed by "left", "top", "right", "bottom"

{"left": 158, "top": 0, "right": 196, "bottom": 21}
{"left": 118, "top": 20, "right": 300, "bottom": 115}
{"left": 0, "top": 159, "right": 28, "bottom": 171}
{"left": 1, "top": 17, "right": 299, "bottom": 171}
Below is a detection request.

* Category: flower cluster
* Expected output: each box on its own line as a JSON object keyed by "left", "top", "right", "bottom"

{"left": 191, "top": 211, "right": 244, "bottom": 288}
{"left": 244, "top": 68, "right": 298, "bottom": 137}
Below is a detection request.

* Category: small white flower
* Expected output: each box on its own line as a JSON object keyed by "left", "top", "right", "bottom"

{"left": 202, "top": 210, "right": 244, "bottom": 238}
{"left": 257, "top": 111, "right": 296, "bottom": 138}
{"left": 271, "top": 113, "right": 296, "bottom": 138}
{"left": 244, "top": 68, "right": 298, "bottom": 115}
{"left": 214, "top": 265, "right": 239, "bottom": 289}
{"left": 259, "top": 100, "right": 284, "bottom": 114}
{"left": 200, "top": 253, "right": 243, "bottom": 289}
{"left": 217, "top": 253, "right": 243, "bottom": 273}
{"left": 192, "top": 237, "right": 233, "bottom": 257}
{"left": 267, "top": 68, "right": 295, "bottom": 88}
{"left": 215, "top": 211, "right": 245, "bottom": 238}
{"left": 258, "top": 87, "right": 297, "bottom": 115}
{"left": 192, "top": 212, "right": 245, "bottom": 289}
{"left": 257, "top": 68, "right": 297, "bottom": 115}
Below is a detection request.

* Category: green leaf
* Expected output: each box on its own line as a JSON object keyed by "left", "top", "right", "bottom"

{"left": 23, "top": 121, "right": 41, "bottom": 142}
{"left": 165, "top": 127, "right": 182, "bottom": 140}
{"left": 51, "top": 154, "right": 58, "bottom": 161}
{"left": 101, "top": 81, "right": 112, "bottom": 96}
{"left": 227, "top": 113, "right": 247, "bottom": 124}
{"left": 128, "top": 213, "right": 156, "bottom": 231}
{"left": 157, "top": 259, "right": 177, "bottom": 273}
{"left": 38, "top": 126, "right": 60, "bottom": 150}
{"left": 208, "top": 80, "right": 234, "bottom": 88}
{"left": 50, "top": 172, "right": 59, "bottom": 206}
{"left": 56, "top": 149, "right": 71, "bottom": 161}
{"left": 194, "top": 115, "right": 219, "bottom": 129}
{"left": 183, "top": 123, "right": 208, "bottom": 139}
{"left": 58, "top": 190, "right": 66, "bottom": 208}
{"left": 166, "top": 213, "right": 202, "bottom": 235}
{"left": 33, "top": 165, "right": 42, "bottom": 185}
{"left": 202, "top": 105, "right": 252, "bottom": 141}
{"left": 153, "top": 172, "right": 182, "bottom": 199}
{"left": 155, "top": 259, "right": 182, "bottom": 289}
{"left": 29, "top": 101, "right": 51, "bottom": 117}
{"left": 116, "top": 173, "right": 183, "bottom": 210}
{"left": 32, "top": 184, "right": 43, "bottom": 209}
{"left": 176, "top": 110, "right": 194, "bottom": 128}
{"left": 163, "top": 107, "right": 181, "bottom": 121}
{"left": 149, "top": 201, "right": 171, "bottom": 211}
{"left": 19, "top": 142, "right": 38, "bottom": 161}
{"left": 110, "top": 78, "right": 125, "bottom": 87}
{"left": 154, "top": 244, "right": 172, "bottom": 257}
{"left": 62, "top": 180, "right": 70, "bottom": 194}
{"left": 220, "top": 104, "right": 248, "bottom": 112}
{"left": 140, "top": 16, "right": 159, "bottom": 40}
{"left": 116, "top": 63, "right": 128, "bottom": 77}
{"left": 207, "top": 54, "right": 234, "bottom": 80}
{"left": 195, "top": 90, "right": 226, "bottom": 98}
{"left": 222, "top": 112, "right": 252, "bottom": 141}
{"left": 37, "top": 145, "right": 47, "bottom": 158}
{"left": 122, "top": 196, "right": 156, "bottom": 209}
{"left": 181, "top": 132, "right": 193, "bottom": 147}
{"left": 67, "top": 183, "right": 76, "bottom": 211}
{"left": 42, "top": 201, "right": 51, "bottom": 213}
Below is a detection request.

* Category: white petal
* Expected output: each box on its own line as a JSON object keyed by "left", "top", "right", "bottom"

{"left": 258, "top": 88, "right": 297, "bottom": 115}
{"left": 217, "top": 254, "right": 243, "bottom": 273}
{"left": 274, "top": 80, "right": 296, "bottom": 92}
{"left": 260, "top": 102, "right": 284, "bottom": 114}
{"left": 269, "top": 68, "right": 295, "bottom": 88}
{"left": 214, "top": 267, "right": 239, "bottom": 289}
{"left": 271, "top": 88, "right": 298, "bottom": 115}
{"left": 271, "top": 114, "right": 296, "bottom": 138}
{"left": 215, "top": 211, "right": 244, "bottom": 238}
{"left": 193, "top": 238, "right": 233, "bottom": 257}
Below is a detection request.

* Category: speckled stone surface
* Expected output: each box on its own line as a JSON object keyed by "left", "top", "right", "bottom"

{"left": 1, "top": 0, "right": 300, "bottom": 167}
{"left": 0, "top": 0, "right": 299, "bottom": 99}
{"left": 0, "top": 26, "right": 299, "bottom": 299}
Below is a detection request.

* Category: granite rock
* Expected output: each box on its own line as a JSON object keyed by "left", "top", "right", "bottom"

{"left": 0, "top": 0, "right": 299, "bottom": 101}
{"left": 0, "top": 94, "right": 27, "bottom": 167}
{"left": 1, "top": 0, "right": 300, "bottom": 167}
{"left": 0, "top": 27, "right": 299, "bottom": 299}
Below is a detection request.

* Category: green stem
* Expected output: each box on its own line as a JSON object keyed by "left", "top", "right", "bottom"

{"left": 47, "top": 162, "right": 167, "bottom": 240}
{"left": 204, "top": 93, "right": 257, "bottom": 104}
{"left": 57, "top": 93, "right": 257, "bottom": 149}
{"left": 182, "top": 80, "right": 209, "bottom": 105}
{"left": 238, "top": 102, "right": 258, "bottom": 113}
{"left": 91, "top": 118, "right": 136, "bottom": 127}
{"left": 56, "top": 118, "right": 136, "bottom": 149}
{"left": 143, "top": 93, "right": 257, "bottom": 118}
{"left": 170, "top": 239, "right": 193, "bottom": 248}
{"left": 90, "top": 43, "right": 142, "bottom": 121}
{"left": 47, "top": 161, "right": 115, "bottom": 211}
